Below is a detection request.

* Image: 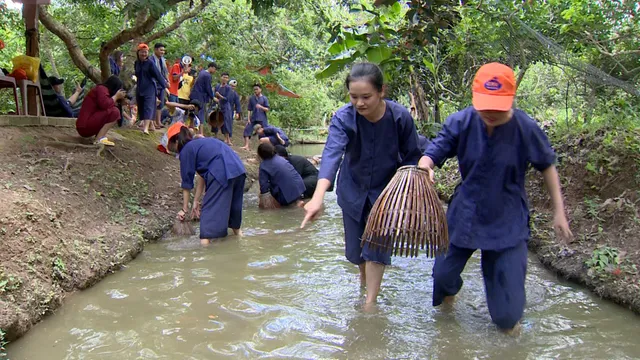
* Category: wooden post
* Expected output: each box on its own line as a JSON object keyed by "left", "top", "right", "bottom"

{"left": 15, "top": 0, "right": 50, "bottom": 115}
{"left": 23, "top": 3, "right": 38, "bottom": 115}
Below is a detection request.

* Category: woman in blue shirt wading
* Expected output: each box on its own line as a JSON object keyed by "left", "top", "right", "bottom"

{"left": 418, "top": 63, "right": 573, "bottom": 334}
{"left": 170, "top": 126, "right": 247, "bottom": 246}
{"left": 301, "top": 63, "right": 422, "bottom": 307}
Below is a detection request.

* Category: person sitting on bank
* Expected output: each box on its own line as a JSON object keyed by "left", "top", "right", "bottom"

{"left": 163, "top": 100, "right": 200, "bottom": 126}
{"left": 253, "top": 123, "right": 290, "bottom": 147}
{"left": 75, "top": 75, "right": 127, "bottom": 146}
{"left": 50, "top": 76, "right": 84, "bottom": 118}
{"left": 257, "top": 142, "right": 305, "bottom": 207}
{"left": 274, "top": 145, "right": 319, "bottom": 199}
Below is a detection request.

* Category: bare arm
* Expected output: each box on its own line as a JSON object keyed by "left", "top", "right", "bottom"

{"left": 542, "top": 165, "right": 573, "bottom": 242}
{"left": 182, "top": 189, "right": 190, "bottom": 213}
{"left": 193, "top": 174, "right": 205, "bottom": 205}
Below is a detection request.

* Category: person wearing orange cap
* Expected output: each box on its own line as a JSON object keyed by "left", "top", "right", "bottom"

{"left": 418, "top": 62, "right": 573, "bottom": 334}
{"left": 134, "top": 43, "right": 167, "bottom": 134}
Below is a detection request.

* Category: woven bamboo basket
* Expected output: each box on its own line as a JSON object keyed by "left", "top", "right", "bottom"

{"left": 259, "top": 192, "right": 281, "bottom": 209}
{"left": 208, "top": 110, "right": 224, "bottom": 129}
{"left": 361, "top": 165, "right": 449, "bottom": 258}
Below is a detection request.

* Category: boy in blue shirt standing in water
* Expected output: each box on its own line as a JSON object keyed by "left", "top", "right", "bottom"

{"left": 418, "top": 63, "right": 573, "bottom": 335}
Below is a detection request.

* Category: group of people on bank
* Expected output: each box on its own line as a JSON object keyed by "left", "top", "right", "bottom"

{"left": 73, "top": 42, "right": 290, "bottom": 150}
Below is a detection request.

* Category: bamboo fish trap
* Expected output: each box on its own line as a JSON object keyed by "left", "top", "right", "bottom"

{"left": 208, "top": 109, "right": 224, "bottom": 129}
{"left": 259, "top": 192, "right": 281, "bottom": 209}
{"left": 361, "top": 165, "right": 449, "bottom": 258}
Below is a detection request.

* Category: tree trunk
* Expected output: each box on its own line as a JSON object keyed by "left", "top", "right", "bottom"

{"left": 38, "top": 0, "right": 206, "bottom": 83}
{"left": 42, "top": 32, "right": 59, "bottom": 77}
{"left": 409, "top": 72, "right": 431, "bottom": 124}
{"left": 516, "top": 66, "right": 528, "bottom": 89}
{"left": 23, "top": 4, "right": 39, "bottom": 115}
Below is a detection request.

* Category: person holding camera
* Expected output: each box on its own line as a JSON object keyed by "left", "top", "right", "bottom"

{"left": 75, "top": 75, "right": 127, "bottom": 146}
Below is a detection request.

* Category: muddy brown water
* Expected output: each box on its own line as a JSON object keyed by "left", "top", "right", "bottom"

{"left": 8, "top": 145, "right": 640, "bottom": 359}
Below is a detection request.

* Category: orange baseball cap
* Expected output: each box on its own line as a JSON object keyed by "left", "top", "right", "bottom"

{"left": 157, "top": 122, "right": 186, "bottom": 154}
{"left": 472, "top": 62, "right": 516, "bottom": 111}
{"left": 137, "top": 43, "right": 149, "bottom": 51}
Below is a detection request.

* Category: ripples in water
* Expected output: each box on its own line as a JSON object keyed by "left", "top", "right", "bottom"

{"left": 7, "top": 188, "right": 640, "bottom": 359}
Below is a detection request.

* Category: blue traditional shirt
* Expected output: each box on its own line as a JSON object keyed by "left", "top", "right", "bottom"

{"left": 229, "top": 90, "right": 242, "bottom": 115}
{"left": 190, "top": 70, "right": 214, "bottom": 104}
{"left": 134, "top": 59, "right": 166, "bottom": 97}
{"left": 179, "top": 138, "right": 246, "bottom": 190}
{"left": 424, "top": 106, "right": 556, "bottom": 250}
{"left": 248, "top": 94, "right": 269, "bottom": 125}
{"left": 318, "top": 100, "right": 422, "bottom": 221}
{"left": 261, "top": 125, "right": 290, "bottom": 147}
{"left": 215, "top": 84, "right": 233, "bottom": 113}
{"left": 259, "top": 155, "right": 306, "bottom": 205}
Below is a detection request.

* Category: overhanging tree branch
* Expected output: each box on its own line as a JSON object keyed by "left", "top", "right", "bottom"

{"left": 38, "top": 5, "right": 102, "bottom": 83}
{"left": 144, "top": 0, "right": 210, "bottom": 43}
{"left": 40, "top": 0, "right": 204, "bottom": 83}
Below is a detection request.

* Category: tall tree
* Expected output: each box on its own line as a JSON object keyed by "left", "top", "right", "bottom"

{"left": 38, "top": 0, "right": 211, "bottom": 83}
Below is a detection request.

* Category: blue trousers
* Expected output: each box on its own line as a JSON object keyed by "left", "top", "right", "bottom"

{"left": 342, "top": 202, "right": 391, "bottom": 266}
{"left": 156, "top": 87, "right": 166, "bottom": 110}
{"left": 432, "top": 241, "right": 528, "bottom": 329}
{"left": 221, "top": 110, "right": 233, "bottom": 136}
{"left": 199, "top": 174, "right": 245, "bottom": 239}
{"left": 136, "top": 95, "right": 155, "bottom": 121}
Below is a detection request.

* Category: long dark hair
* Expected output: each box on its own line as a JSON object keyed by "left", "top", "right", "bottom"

{"left": 257, "top": 142, "right": 276, "bottom": 160}
{"left": 169, "top": 127, "right": 193, "bottom": 153}
{"left": 345, "top": 62, "right": 384, "bottom": 92}
{"left": 103, "top": 75, "right": 123, "bottom": 97}
{"left": 112, "top": 50, "right": 123, "bottom": 62}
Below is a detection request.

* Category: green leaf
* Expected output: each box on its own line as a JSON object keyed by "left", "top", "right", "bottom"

{"left": 366, "top": 45, "right": 392, "bottom": 64}
{"left": 422, "top": 58, "right": 436, "bottom": 75}
{"left": 315, "top": 62, "right": 345, "bottom": 80}
{"left": 390, "top": 1, "right": 402, "bottom": 17}
{"left": 327, "top": 42, "right": 345, "bottom": 55}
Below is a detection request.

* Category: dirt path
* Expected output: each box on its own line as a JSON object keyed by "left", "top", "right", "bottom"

{"left": 0, "top": 121, "right": 260, "bottom": 343}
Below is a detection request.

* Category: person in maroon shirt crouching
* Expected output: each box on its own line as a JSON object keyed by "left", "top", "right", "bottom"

{"left": 75, "top": 75, "right": 127, "bottom": 146}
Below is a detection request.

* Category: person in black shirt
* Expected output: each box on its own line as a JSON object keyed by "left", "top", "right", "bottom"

{"left": 274, "top": 145, "right": 318, "bottom": 199}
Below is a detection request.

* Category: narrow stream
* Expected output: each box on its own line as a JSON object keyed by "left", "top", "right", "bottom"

{"left": 8, "top": 145, "right": 640, "bottom": 359}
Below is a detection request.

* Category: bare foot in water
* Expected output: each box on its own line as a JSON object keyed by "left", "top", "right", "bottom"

{"left": 440, "top": 295, "right": 456, "bottom": 312}
{"left": 200, "top": 239, "right": 210, "bottom": 246}
{"left": 500, "top": 322, "right": 522, "bottom": 337}
{"left": 232, "top": 228, "right": 243, "bottom": 237}
{"left": 296, "top": 200, "right": 305, "bottom": 208}
{"left": 240, "top": 146, "right": 250, "bottom": 151}
{"left": 363, "top": 301, "right": 378, "bottom": 313}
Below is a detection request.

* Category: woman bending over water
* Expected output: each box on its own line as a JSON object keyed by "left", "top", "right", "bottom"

{"left": 169, "top": 126, "right": 246, "bottom": 246}
{"left": 301, "top": 62, "right": 422, "bottom": 306}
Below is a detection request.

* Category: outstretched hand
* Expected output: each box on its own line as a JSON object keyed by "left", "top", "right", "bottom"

{"left": 191, "top": 202, "right": 201, "bottom": 220}
{"left": 553, "top": 212, "right": 573, "bottom": 244}
{"left": 300, "top": 199, "right": 323, "bottom": 229}
{"left": 417, "top": 156, "right": 435, "bottom": 183}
